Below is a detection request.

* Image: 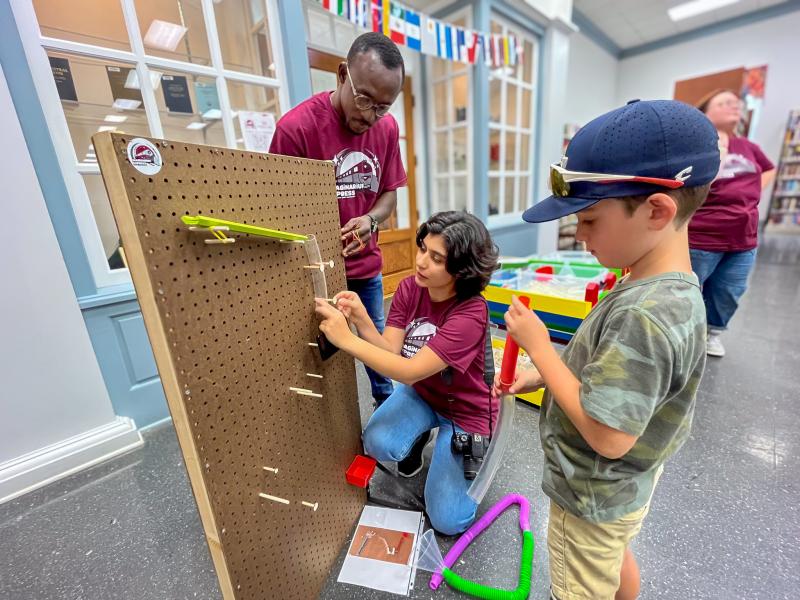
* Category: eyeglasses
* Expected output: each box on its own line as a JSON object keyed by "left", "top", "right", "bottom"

{"left": 549, "top": 162, "right": 691, "bottom": 197}
{"left": 346, "top": 65, "right": 392, "bottom": 117}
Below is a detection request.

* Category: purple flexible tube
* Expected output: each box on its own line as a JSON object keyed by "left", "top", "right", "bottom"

{"left": 429, "top": 493, "right": 531, "bottom": 590}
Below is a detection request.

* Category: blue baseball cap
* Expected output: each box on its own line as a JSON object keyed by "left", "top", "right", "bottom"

{"left": 522, "top": 99, "right": 720, "bottom": 223}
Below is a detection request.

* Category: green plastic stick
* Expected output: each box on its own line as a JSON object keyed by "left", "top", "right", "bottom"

{"left": 181, "top": 215, "right": 308, "bottom": 242}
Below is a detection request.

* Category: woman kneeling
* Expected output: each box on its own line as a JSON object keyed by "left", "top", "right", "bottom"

{"left": 315, "top": 211, "right": 499, "bottom": 535}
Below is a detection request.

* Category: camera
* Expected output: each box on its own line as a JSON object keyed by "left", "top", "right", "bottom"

{"left": 451, "top": 432, "right": 490, "bottom": 480}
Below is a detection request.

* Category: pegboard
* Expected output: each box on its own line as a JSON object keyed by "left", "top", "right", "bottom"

{"left": 93, "top": 133, "right": 365, "bottom": 600}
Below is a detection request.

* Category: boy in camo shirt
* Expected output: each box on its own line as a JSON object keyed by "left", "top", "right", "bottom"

{"left": 497, "top": 100, "right": 720, "bottom": 600}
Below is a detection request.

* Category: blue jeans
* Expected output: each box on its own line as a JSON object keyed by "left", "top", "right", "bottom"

{"left": 690, "top": 248, "right": 757, "bottom": 330}
{"left": 362, "top": 384, "right": 478, "bottom": 535}
{"left": 347, "top": 274, "right": 393, "bottom": 404}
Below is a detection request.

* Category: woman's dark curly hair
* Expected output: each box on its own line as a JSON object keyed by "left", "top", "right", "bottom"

{"left": 416, "top": 211, "right": 499, "bottom": 300}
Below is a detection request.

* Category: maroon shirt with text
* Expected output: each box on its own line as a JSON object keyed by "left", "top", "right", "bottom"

{"left": 269, "top": 92, "right": 407, "bottom": 279}
{"left": 689, "top": 136, "right": 774, "bottom": 252}
{"left": 386, "top": 277, "right": 496, "bottom": 436}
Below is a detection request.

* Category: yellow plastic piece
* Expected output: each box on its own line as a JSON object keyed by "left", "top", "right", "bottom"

{"left": 483, "top": 286, "right": 592, "bottom": 320}
{"left": 182, "top": 215, "right": 309, "bottom": 242}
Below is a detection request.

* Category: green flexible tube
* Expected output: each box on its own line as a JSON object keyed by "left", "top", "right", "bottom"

{"left": 441, "top": 531, "right": 534, "bottom": 600}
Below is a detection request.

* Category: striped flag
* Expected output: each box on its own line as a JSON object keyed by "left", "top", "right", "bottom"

{"left": 436, "top": 21, "right": 447, "bottom": 59}
{"left": 389, "top": 2, "right": 405, "bottom": 44}
{"left": 456, "top": 28, "right": 467, "bottom": 63}
{"left": 507, "top": 34, "right": 517, "bottom": 66}
{"left": 482, "top": 33, "right": 492, "bottom": 67}
{"left": 382, "top": 0, "right": 390, "bottom": 37}
{"left": 405, "top": 9, "right": 421, "bottom": 51}
{"left": 492, "top": 35, "right": 502, "bottom": 67}
{"left": 370, "top": 0, "right": 382, "bottom": 32}
{"left": 466, "top": 30, "right": 478, "bottom": 64}
{"left": 321, "top": 0, "right": 339, "bottom": 14}
{"left": 421, "top": 15, "right": 437, "bottom": 56}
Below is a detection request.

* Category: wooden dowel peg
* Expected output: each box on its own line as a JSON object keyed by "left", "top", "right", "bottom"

{"left": 258, "top": 493, "right": 290, "bottom": 505}
{"left": 289, "top": 387, "right": 313, "bottom": 394}
{"left": 301, "top": 501, "right": 319, "bottom": 511}
{"left": 306, "top": 373, "right": 323, "bottom": 379}
{"left": 263, "top": 466, "right": 279, "bottom": 474}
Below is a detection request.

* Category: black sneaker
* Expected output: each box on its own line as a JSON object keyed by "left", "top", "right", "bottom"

{"left": 397, "top": 431, "right": 432, "bottom": 478}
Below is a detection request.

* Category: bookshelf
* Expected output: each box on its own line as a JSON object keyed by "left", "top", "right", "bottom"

{"left": 766, "top": 110, "right": 800, "bottom": 232}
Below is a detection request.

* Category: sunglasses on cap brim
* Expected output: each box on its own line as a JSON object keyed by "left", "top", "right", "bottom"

{"left": 549, "top": 163, "right": 692, "bottom": 198}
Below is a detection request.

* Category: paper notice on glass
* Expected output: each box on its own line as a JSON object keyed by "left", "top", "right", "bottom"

{"left": 338, "top": 505, "right": 424, "bottom": 596}
{"left": 237, "top": 111, "right": 276, "bottom": 153}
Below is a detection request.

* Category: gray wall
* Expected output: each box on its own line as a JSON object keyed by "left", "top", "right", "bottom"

{"left": 0, "top": 65, "right": 137, "bottom": 483}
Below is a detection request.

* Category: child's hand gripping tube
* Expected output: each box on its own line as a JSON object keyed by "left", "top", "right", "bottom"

{"left": 466, "top": 296, "right": 531, "bottom": 504}
{"left": 499, "top": 296, "right": 531, "bottom": 391}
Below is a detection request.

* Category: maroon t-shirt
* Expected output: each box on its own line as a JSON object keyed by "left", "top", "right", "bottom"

{"left": 689, "top": 136, "right": 774, "bottom": 252}
{"left": 387, "top": 277, "right": 496, "bottom": 436}
{"left": 269, "top": 92, "right": 407, "bottom": 279}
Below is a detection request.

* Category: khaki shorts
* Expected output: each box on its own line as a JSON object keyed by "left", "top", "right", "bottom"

{"left": 547, "top": 466, "right": 662, "bottom": 600}
{"left": 547, "top": 500, "right": 650, "bottom": 600}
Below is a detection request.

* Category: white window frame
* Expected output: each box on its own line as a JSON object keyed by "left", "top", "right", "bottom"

{"left": 426, "top": 7, "right": 473, "bottom": 217}
{"left": 10, "top": 0, "right": 289, "bottom": 289}
{"left": 487, "top": 15, "right": 538, "bottom": 229}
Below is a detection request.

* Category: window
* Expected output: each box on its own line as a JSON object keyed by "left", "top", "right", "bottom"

{"left": 427, "top": 11, "right": 472, "bottom": 215}
{"left": 23, "top": 0, "right": 286, "bottom": 286}
{"left": 487, "top": 18, "right": 537, "bottom": 226}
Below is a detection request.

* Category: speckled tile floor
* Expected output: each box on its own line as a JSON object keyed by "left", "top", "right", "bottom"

{"left": 1, "top": 234, "right": 798, "bottom": 600}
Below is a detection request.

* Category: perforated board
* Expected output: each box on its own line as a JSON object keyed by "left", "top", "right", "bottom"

{"left": 93, "top": 133, "right": 365, "bottom": 600}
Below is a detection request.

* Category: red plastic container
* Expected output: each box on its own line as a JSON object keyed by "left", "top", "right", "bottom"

{"left": 346, "top": 455, "right": 377, "bottom": 487}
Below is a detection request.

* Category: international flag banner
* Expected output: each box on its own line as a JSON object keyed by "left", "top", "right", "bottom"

{"left": 405, "top": 9, "right": 421, "bottom": 51}
{"left": 421, "top": 15, "right": 438, "bottom": 56}
{"left": 389, "top": 2, "right": 406, "bottom": 44}
{"left": 314, "top": 0, "right": 515, "bottom": 68}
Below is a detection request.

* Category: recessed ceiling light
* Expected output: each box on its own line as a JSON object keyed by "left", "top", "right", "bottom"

{"left": 104, "top": 114, "right": 127, "bottom": 123}
{"left": 202, "top": 108, "right": 222, "bottom": 120}
{"left": 186, "top": 122, "right": 207, "bottom": 130}
{"left": 668, "top": 0, "right": 740, "bottom": 21}
{"left": 143, "top": 19, "right": 188, "bottom": 51}
{"left": 97, "top": 125, "right": 117, "bottom": 132}
{"left": 112, "top": 98, "right": 142, "bottom": 110}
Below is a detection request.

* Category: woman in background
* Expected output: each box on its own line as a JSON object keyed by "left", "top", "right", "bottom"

{"left": 689, "top": 89, "right": 776, "bottom": 357}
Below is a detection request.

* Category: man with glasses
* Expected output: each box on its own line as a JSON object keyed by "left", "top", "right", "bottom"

{"left": 270, "top": 32, "right": 406, "bottom": 413}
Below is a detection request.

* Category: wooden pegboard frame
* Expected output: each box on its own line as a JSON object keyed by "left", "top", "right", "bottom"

{"left": 93, "top": 133, "right": 364, "bottom": 600}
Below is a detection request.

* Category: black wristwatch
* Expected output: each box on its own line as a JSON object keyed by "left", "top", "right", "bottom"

{"left": 367, "top": 213, "right": 379, "bottom": 233}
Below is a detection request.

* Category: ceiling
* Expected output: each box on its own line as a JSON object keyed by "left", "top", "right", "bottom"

{"left": 573, "top": 0, "right": 791, "bottom": 50}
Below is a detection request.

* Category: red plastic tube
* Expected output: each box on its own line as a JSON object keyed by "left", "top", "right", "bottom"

{"left": 500, "top": 296, "right": 531, "bottom": 390}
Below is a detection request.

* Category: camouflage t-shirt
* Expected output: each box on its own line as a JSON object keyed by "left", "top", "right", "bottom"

{"left": 539, "top": 272, "right": 706, "bottom": 522}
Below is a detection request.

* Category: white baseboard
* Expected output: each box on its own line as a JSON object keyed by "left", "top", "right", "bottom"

{"left": 0, "top": 417, "right": 143, "bottom": 505}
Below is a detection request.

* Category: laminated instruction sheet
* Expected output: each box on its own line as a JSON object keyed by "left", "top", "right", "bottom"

{"left": 337, "top": 506, "right": 424, "bottom": 596}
